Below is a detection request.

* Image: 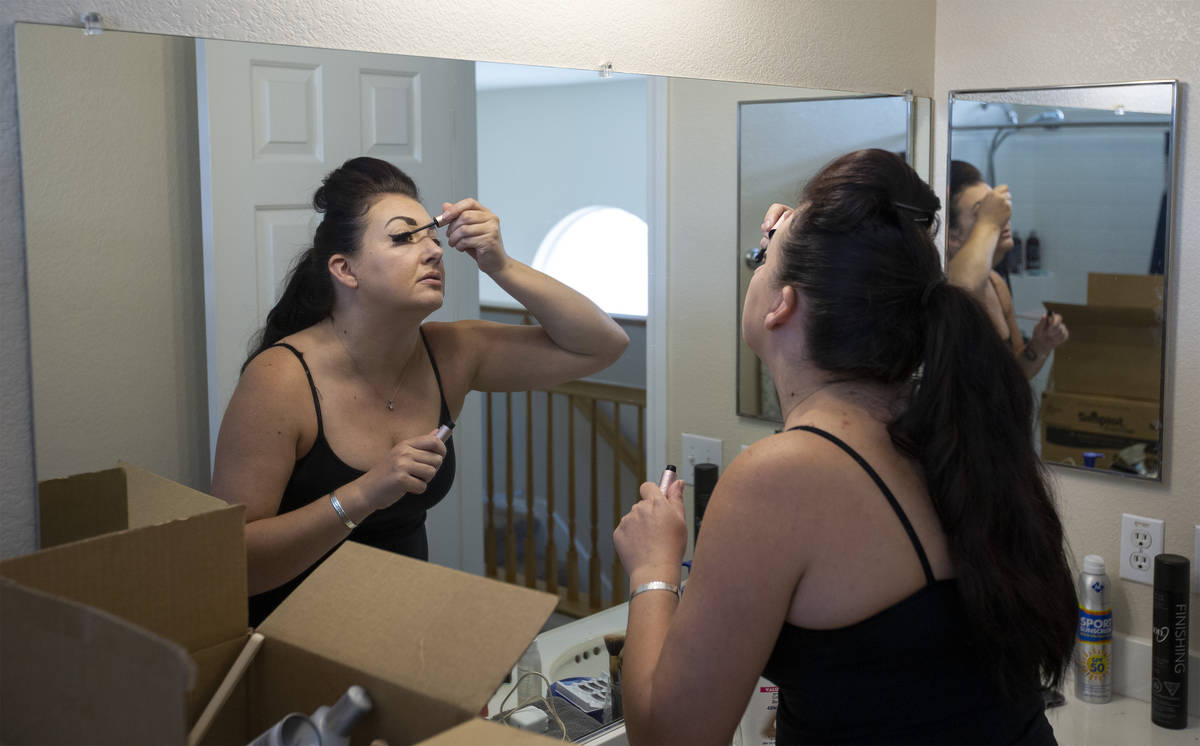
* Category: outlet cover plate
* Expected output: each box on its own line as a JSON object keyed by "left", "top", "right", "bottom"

{"left": 680, "top": 433, "right": 722, "bottom": 484}
{"left": 1119, "top": 513, "right": 1164, "bottom": 585}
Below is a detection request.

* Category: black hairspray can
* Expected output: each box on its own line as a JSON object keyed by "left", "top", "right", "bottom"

{"left": 692, "top": 462, "right": 719, "bottom": 546}
{"left": 1151, "top": 553, "right": 1189, "bottom": 729}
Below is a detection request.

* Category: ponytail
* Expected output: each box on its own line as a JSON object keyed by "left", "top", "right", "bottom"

{"left": 777, "top": 149, "right": 1077, "bottom": 697}
{"left": 242, "top": 157, "right": 420, "bottom": 369}
{"left": 243, "top": 248, "right": 332, "bottom": 369}
{"left": 890, "top": 282, "right": 1077, "bottom": 695}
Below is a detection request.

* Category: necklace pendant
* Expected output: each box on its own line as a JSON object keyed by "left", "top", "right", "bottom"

{"left": 386, "top": 400, "right": 395, "bottom": 411}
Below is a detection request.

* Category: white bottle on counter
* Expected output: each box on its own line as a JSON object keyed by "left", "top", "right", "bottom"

{"left": 516, "top": 640, "right": 543, "bottom": 706}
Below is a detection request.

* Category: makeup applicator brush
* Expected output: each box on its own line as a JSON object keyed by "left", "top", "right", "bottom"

{"left": 604, "top": 633, "right": 626, "bottom": 719}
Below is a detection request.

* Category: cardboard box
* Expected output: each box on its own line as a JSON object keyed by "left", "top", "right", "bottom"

{"left": 415, "top": 718, "right": 562, "bottom": 745}
{"left": 1086, "top": 272, "right": 1164, "bottom": 314}
{"left": 1040, "top": 391, "right": 1161, "bottom": 470}
{"left": 1, "top": 464, "right": 558, "bottom": 745}
{"left": 1043, "top": 301, "right": 1162, "bottom": 402}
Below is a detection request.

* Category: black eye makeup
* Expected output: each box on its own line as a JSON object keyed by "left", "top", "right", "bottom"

{"left": 388, "top": 217, "right": 443, "bottom": 246}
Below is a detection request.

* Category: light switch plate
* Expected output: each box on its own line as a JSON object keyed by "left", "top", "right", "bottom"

{"left": 680, "top": 433, "right": 721, "bottom": 484}
{"left": 1119, "top": 513, "right": 1164, "bottom": 585}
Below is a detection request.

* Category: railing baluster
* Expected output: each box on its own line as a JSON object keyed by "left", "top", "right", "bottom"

{"left": 545, "top": 392, "right": 558, "bottom": 596}
{"left": 566, "top": 396, "right": 579, "bottom": 604}
{"left": 525, "top": 390, "right": 536, "bottom": 588}
{"left": 485, "top": 392, "right": 496, "bottom": 578}
{"left": 589, "top": 398, "right": 601, "bottom": 611}
{"left": 611, "top": 403, "right": 624, "bottom": 605}
{"left": 505, "top": 392, "right": 516, "bottom": 584}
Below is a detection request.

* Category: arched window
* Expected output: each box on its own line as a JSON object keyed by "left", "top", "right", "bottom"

{"left": 531, "top": 206, "right": 648, "bottom": 317}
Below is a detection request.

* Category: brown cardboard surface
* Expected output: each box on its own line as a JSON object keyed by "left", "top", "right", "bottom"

{"left": 37, "top": 467, "right": 128, "bottom": 548}
{"left": 1043, "top": 301, "right": 1162, "bottom": 401}
{"left": 1040, "top": 391, "right": 1160, "bottom": 469}
{"left": 234, "top": 637, "right": 472, "bottom": 746}
{"left": 5, "top": 465, "right": 557, "bottom": 746}
{"left": 190, "top": 634, "right": 254, "bottom": 725}
{"left": 414, "top": 718, "right": 565, "bottom": 745}
{"left": 0, "top": 505, "right": 247, "bottom": 651}
{"left": 259, "top": 542, "right": 559, "bottom": 722}
{"left": 1, "top": 578, "right": 193, "bottom": 746}
{"left": 1087, "top": 272, "right": 1164, "bottom": 313}
{"left": 119, "top": 460, "right": 235, "bottom": 528}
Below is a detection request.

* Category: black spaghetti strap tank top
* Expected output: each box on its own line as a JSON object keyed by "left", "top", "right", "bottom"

{"left": 247, "top": 328, "right": 456, "bottom": 627}
{"left": 761, "top": 426, "right": 1053, "bottom": 745}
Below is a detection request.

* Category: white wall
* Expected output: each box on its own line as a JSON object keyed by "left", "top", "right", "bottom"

{"left": 934, "top": 0, "right": 1199, "bottom": 649}
{"left": 18, "top": 24, "right": 210, "bottom": 492}
{"left": 477, "top": 77, "right": 647, "bottom": 307}
{"left": 0, "top": 0, "right": 935, "bottom": 557}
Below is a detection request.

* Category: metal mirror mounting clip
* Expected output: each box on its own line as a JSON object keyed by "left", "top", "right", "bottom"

{"left": 81, "top": 12, "right": 103, "bottom": 36}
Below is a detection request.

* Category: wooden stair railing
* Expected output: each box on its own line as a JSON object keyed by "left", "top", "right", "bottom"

{"left": 484, "top": 381, "right": 646, "bottom": 618}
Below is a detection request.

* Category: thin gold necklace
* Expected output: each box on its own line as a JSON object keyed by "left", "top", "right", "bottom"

{"left": 331, "top": 320, "right": 406, "bottom": 411}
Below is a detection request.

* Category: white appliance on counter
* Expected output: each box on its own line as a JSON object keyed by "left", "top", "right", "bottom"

{"left": 487, "top": 602, "right": 778, "bottom": 746}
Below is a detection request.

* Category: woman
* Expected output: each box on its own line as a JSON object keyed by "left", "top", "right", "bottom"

{"left": 614, "top": 150, "right": 1076, "bottom": 745}
{"left": 211, "top": 156, "right": 628, "bottom": 625}
{"left": 946, "top": 160, "right": 1068, "bottom": 378}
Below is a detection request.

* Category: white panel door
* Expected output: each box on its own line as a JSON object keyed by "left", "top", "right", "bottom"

{"left": 197, "top": 39, "right": 483, "bottom": 573}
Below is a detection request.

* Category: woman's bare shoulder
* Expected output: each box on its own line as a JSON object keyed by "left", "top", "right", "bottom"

{"left": 719, "top": 431, "right": 849, "bottom": 511}
{"left": 235, "top": 339, "right": 320, "bottom": 422}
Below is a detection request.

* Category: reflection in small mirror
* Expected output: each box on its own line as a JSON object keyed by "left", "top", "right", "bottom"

{"left": 736, "top": 95, "right": 920, "bottom": 420}
{"left": 948, "top": 82, "right": 1176, "bottom": 481}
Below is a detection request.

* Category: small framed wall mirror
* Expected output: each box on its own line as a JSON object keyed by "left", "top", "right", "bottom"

{"left": 948, "top": 81, "right": 1178, "bottom": 481}
{"left": 736, "top": 93, "right": 931, "bottom": 421}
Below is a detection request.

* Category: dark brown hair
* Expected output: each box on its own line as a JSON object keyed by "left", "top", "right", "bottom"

{"left": 245, "top": 157, "right": 419, "bottom": 367}
{"left": 777, "top": 149, "right": 1076, "bottom": 695}
{"left": 948, "top": 159, "right": 985, "bottom": 232}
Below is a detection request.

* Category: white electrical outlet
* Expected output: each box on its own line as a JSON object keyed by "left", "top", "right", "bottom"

{"left": 1193, "top": 525, "right": 1200, "bottom": 594}
{"left": 1119, "top": 513, "right": 1164, "bottom": 585}
{"left": 680, "top": 433, "right": 722, "bottom": 484}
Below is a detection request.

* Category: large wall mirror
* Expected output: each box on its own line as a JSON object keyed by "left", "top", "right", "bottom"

{"left": 948, "top": 81, "right": 1177, "bottom": 481}
{"left": 735, "top": 95, "right": 931, "bottom": 420}
{"left": 16, "top": 22, "right": 918, "bottom": 586}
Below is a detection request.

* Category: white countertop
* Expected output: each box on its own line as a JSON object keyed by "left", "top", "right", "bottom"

{"left": 1046, "top": 689, "right": 1199, "bottom": 746}
{"left": 492, "top": 605, "right": 1200, "bottom": 746}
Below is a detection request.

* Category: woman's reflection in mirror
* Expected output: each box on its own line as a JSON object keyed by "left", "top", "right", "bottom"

{"left": 614, "top": 150, "right": 1075, "bottom": 745}
{"left": 946, "top": 160, "right": 1068, "bottom": 378}
{"left": 209, "top": 156, "right": 629, "bottom": 626}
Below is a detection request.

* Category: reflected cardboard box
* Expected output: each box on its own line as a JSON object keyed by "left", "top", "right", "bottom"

{"left": 1040, "top": 391, "right": 1160, "bottom": 472}
{"left": 0, "top": 463, "right": 558, "bottom": 745}
{"left": 1042, "top": 273, "right": 1164, "bottom": 403}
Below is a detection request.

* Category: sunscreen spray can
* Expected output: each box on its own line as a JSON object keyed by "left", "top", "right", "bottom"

{"left": 1075, "top": 554, "right": 1112, "bottom": 703}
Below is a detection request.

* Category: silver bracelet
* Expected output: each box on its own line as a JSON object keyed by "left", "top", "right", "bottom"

{"left": 629, "top": 580, "right": 681, "bottom": 601}
{"left": 329, "top": 493, "right": 356, "bottom": 530}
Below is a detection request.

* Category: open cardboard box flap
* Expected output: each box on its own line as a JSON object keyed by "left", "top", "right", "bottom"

{"left": 1043, "top": 301, "right": 1162, "bottom": 401}
{"left": 38, "top": 462, "right": 234, "bottom": 547}
{"left": 1, "top": 464, "right": 247, "bottom": 652}
{"left": 414, "top": 718, "right": 564, "bottom": 744}
{"left": 260, "top": 541, "right": 559, "bottom": 719}
{"left": 1086, "top": 272, "right": 1164, "bottom": 312}
{"left": 0, "top": 578, "right": 195, "bottom": 745}
{"left": 2, "top": 464, "right": 560, "bottom": 745}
